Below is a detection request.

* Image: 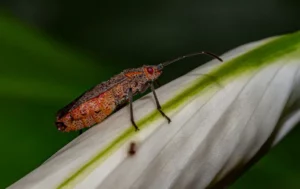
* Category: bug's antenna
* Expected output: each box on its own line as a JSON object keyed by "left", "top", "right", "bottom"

{"left": 159, "top": 51, "right": 223, "bottom": 69}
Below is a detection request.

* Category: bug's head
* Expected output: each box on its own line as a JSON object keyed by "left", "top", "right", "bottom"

{"left": 143, "top": 65, "right": 163, "bottom": 81}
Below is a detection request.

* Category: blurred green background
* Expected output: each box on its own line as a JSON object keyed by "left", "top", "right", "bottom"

{"left": 0, "top": 0, "right": 299, "bottom": 188}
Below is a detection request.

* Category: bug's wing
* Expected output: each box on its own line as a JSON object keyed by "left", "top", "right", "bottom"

{"left": 56, "top": 73, "right": 128, "bottom": 118}
{"left": 56, "top": 92, "right": 86, "bottom": 119}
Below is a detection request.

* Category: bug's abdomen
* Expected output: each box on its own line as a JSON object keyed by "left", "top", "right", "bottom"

{"left": 59, "top": 90, "right": 117, "bottom": 132}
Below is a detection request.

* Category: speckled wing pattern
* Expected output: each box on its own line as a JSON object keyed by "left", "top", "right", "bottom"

{"left": 56, "top": 73, "right": 127, "bottom": 118}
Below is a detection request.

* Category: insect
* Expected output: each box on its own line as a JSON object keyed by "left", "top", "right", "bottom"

{"left": 128, "top": 142, "right": 137, "bottom": 156}
{"left": 55, "top": 51, "right": 223, "bottom": 133}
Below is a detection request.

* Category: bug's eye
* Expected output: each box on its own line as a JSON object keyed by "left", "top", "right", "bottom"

{"left": 147, "top": 67, "right": 154, "bottom": 74}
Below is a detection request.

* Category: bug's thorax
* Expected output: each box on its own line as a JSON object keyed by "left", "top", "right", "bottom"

{"left": 122, "top": 65, "right": 162, "bottom": 94}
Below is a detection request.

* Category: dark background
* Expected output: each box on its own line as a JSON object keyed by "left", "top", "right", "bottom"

{"left": 0, "top": 0, "right": 299, "bottom": 188}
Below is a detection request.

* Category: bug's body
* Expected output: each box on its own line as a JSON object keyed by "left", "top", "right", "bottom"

{"left": 56, "top": 66, "right": 162, "bottom": 132}
{"left": 55, "top": 51, "right": 223, "bottom": 133}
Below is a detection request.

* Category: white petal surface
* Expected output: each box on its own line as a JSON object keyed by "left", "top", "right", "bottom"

{"left": 8, "top": 33, "right": 300, "bottom": 189}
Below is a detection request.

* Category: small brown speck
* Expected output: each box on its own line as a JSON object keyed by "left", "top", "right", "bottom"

{"left": 128, "top": 142, "right": 137, "bottom": 156}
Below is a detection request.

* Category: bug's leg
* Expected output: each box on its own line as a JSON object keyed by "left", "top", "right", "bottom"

{"left": 129, "top": 88, "right": 140, "bottom": 131}
{"left": 150, "top": 82, "right": 171, "bottom": 123}
{"left": 78, "top": 129, "right": 83, "bottom": 135}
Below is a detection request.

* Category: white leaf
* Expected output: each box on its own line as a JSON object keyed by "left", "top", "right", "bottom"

{"left": 8, "top": 32, "right": 300, "bottom": 189}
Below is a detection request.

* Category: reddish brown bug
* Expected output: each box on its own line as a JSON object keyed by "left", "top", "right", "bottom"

{"left": 55, "top": 51, "right": 223, "bottom": 133}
